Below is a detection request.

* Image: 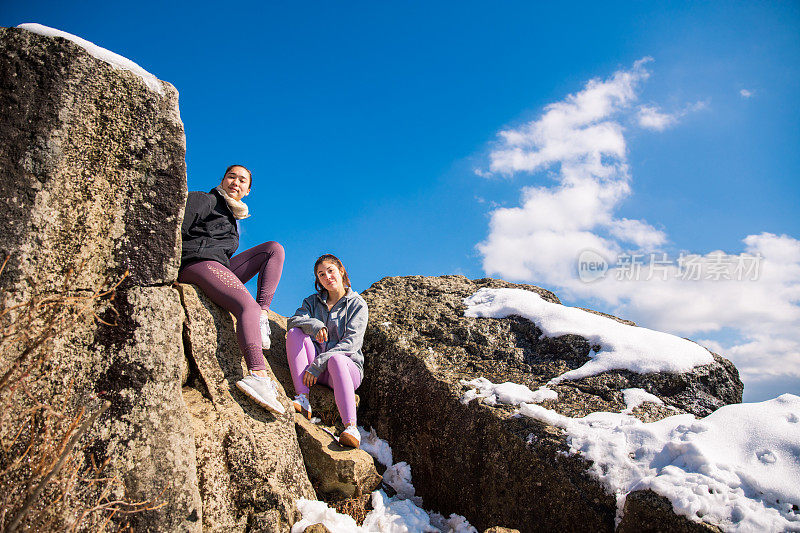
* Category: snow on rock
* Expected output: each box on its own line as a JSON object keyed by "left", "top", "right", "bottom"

{"left": 360, "top": 430, "right": 476, "bottom": 532}
{"left": 360, "top": 427, "right": 394, "bottom": 468}
{"left": 363, "top": 490, "right": 439, "bottom": 532}
{"left": 464, "top": 287, "right": 713, "bottom": 384}
{"left": 17, "top": 23, "right": 164, "bottom": 94}
{"left": 460, "top": 377, "right": 557, "bottom": 405}
{"left": 428, "top": 511, "right": 479, "bottom": 533}
{"left": 519, "top": 394, "right": 800, "bottom": 532}
{"left": 622, "top": 387, "right": 665, "bottom": 414}
{"left": 292, "top": 498, "right": 363, "bottom": 533}
{"left": 292, "top": 490, "right": 444, "bottom": 533}
{"left": 293, "top": 428, "right": 477, "bottom": 533}
{"left": 383, "top": 461, "right": 420, "bottom": 503}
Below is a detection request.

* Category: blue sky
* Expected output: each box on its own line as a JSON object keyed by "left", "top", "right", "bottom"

{"left": 3, "top": 1, "right": 798, "bottom": 401}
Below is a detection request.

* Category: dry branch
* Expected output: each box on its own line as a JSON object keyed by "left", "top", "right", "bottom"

{"left": 0, "top": 262, "right": 159, "bottom": 532}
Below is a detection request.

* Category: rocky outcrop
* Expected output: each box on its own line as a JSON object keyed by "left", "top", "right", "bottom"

{"left": 617, "top": 490, "right": 721, "bottom": 533}
{"left": 0, "top": 24, "right": 747, "bottom": 533}
{"left": 179, "top": 284, "right": 315, "bottom": 531}
{"left": 303, "top": 524, "right": 332, "bottom": 533}
{"left": 359, "top": 275, "right": 742, "bottom": 532}
{"left": 0, "top": 25, "right": 198, "bottom": 532}
{"left": 0, "top": 27, "right": 311, "bottom": 532}
{"left": 294, "top": 415, "right": 382, "bottom": 499}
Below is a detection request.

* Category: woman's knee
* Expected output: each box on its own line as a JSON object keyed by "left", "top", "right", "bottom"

{"left": 264, "top": 241, "right": 285, "bottom": 260}
{"left": 287, "top": 327, "right": 309, "bottom": 344}
{"left": 326, "top": 354, "right": 352, "bottom": 375}
{"left": 240, "top": 299, "right": 262, "bottom": 320}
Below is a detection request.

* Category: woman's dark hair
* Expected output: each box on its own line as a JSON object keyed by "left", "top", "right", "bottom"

{"left": 223, "top": 164, "right": 252, "bottom": 187}
{"left": 314, "top": 254, "right": 351, "bottom": 294}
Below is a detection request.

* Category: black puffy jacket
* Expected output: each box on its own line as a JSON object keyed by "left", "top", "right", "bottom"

{"left": 179, "top": 189, "right": 239, "bottom": 270}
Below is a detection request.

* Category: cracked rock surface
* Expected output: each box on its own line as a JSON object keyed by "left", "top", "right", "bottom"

{"left": 179, "top": 284, "right": 315, "bottom": 532}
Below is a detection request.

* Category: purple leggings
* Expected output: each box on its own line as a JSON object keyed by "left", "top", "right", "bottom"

{"left": 286, "top": 328, "right": 362, "bottom": 426}
{"left": 178, "top": 241, "right": 285, "bottom": 371}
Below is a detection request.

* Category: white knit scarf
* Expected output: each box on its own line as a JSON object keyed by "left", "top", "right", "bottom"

{"left": 215, "top": 185, "right": 251, "bottom": 220}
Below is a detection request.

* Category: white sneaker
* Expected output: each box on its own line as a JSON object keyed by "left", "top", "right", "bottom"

{"left": 293, "top": 394, "right": 312, "bottom": 419}
{"left": 236, "top": 373, "right": 285, "bottom": 414}
{"left": 259, "top": 314, "right": 271, "bottom": 350}
{"left": 339, "top": 425, "right": 361, "bottom": 448}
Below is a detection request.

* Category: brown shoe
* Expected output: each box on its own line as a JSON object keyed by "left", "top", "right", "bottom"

{"left": 339, "top": 425, "right": 361, "bottom": 448}
{"left": 292, "top": 394, "right": 312, "bottom": 419}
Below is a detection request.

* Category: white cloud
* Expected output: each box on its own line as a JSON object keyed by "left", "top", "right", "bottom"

{"left": 608, "top": 218, "right": 667, "bottom": 248}
{"left": 637, "top": 105, "right": 678, "bottom": 131}
{"left": 489, "top": 57, "right": 651, "bottom": 178}
{"left": 477, "top": 60, "right": 800, "bottom": 391}
{"left": 688, "top": 100, "right": 709, "bottom": 112}
{"left": 637, "top": 101, "right": 708, "bottom": 131}
{"left": 479, "top": 60, "right": 654, "bottom": 290}
{"left": 740, "top": 89, "right": 754, "bottom": 98}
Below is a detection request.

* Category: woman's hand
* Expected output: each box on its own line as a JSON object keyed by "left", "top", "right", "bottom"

{"left": 302, "top": 370, "right": 318, "bottom": 388}
{"left": 315, "top": 328, "right": 328, "bottom": 343}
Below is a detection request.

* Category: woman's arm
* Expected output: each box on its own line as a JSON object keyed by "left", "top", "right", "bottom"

{"left": 182, "top": 191, "right": 214, "bottom": 235}
{"left": 307, "top": 298, "right": 368, "bottom": 378}
{"left": 287, "top": 296, "right": 326, "bottom": 337}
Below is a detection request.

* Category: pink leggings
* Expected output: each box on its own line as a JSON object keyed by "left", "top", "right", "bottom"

{"left": 286, "top": 328, "right": 362, "bottom": 426}
{"left": 178, "top": 241, "right": 284, "bottom": 371}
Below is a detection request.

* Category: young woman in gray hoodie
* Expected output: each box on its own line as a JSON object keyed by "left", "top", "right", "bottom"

{"left": 286, "top": 254, "right": 368, "bottom": 448}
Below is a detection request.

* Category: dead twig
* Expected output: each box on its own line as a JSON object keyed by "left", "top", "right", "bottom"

{"left": 5, "top": 401, "right": 110, "bottom": 533}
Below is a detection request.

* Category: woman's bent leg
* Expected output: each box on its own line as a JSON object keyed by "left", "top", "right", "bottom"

{"left": 229, "top": 241, "right": 285, "bottom": 310}
{"left": 178, "top": 261, "right": 266, "bottom": 371}
{"left": 318, "top": 354, "right": 362, "bottom": 426}
{"left": 286, "top": 328, "right": 317, "bottom": 396}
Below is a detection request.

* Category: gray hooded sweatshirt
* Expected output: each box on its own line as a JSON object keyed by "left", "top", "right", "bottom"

{"left": 286, "top": 287, "right": 368, "bottom": 379}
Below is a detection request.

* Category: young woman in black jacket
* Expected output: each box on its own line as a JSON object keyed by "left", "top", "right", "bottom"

{"left": 178, "top": 164, "right": 286, "bottom": 414}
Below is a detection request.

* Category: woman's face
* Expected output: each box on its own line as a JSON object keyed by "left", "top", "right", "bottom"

{"left": 316, "top": 261, "right": 344, "bottom": 292}
{"left": 220, "top": 166, "right": 251, "bottom": 201}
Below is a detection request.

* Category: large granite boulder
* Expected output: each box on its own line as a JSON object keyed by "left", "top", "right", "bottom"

{"left": 0, "top": 25, "right": 198, "bottom": 532}
{"left": 0, "top": 26, "right": 185, "bottom": 293}
{"left": 359, "top": 275, "right": 742, "bottom": 532}
{"left": 294, "top": 415, "right": 382, "bottom": 500}
{"left": 0, "top": 27, "right": 311, "bottom": 532}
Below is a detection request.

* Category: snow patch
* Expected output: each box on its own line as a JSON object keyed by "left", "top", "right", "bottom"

{"left": 363, "top": 490, "right": 437, "bottom": 532}
{"left": 622, "top": 387, "right": 664, "bottom": 414}
{"left": 428, "top": 511, "right": 479, "bottom": 533}
{"left": 292, "top": 499, "right": 362, "bottom": 532}
{"left": 17, "top": 23, "right": 164, "bottom": 94}
{"left": 293, "top": 427, "right": 476, "bottom": 532}
{"left": 464, "top": 288, "right": 713, "bottom": 384}
{"left": 359, "top": 427, "right": 393, "bottom": 467}
{"left": 383, "top": 462, "right": 419, "bottom": 503}
{"left": 519, "top": 394, "right": 800, "bottom": 531}
{"left": 460, "top": 377, "right": 557, "bottom": 405}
